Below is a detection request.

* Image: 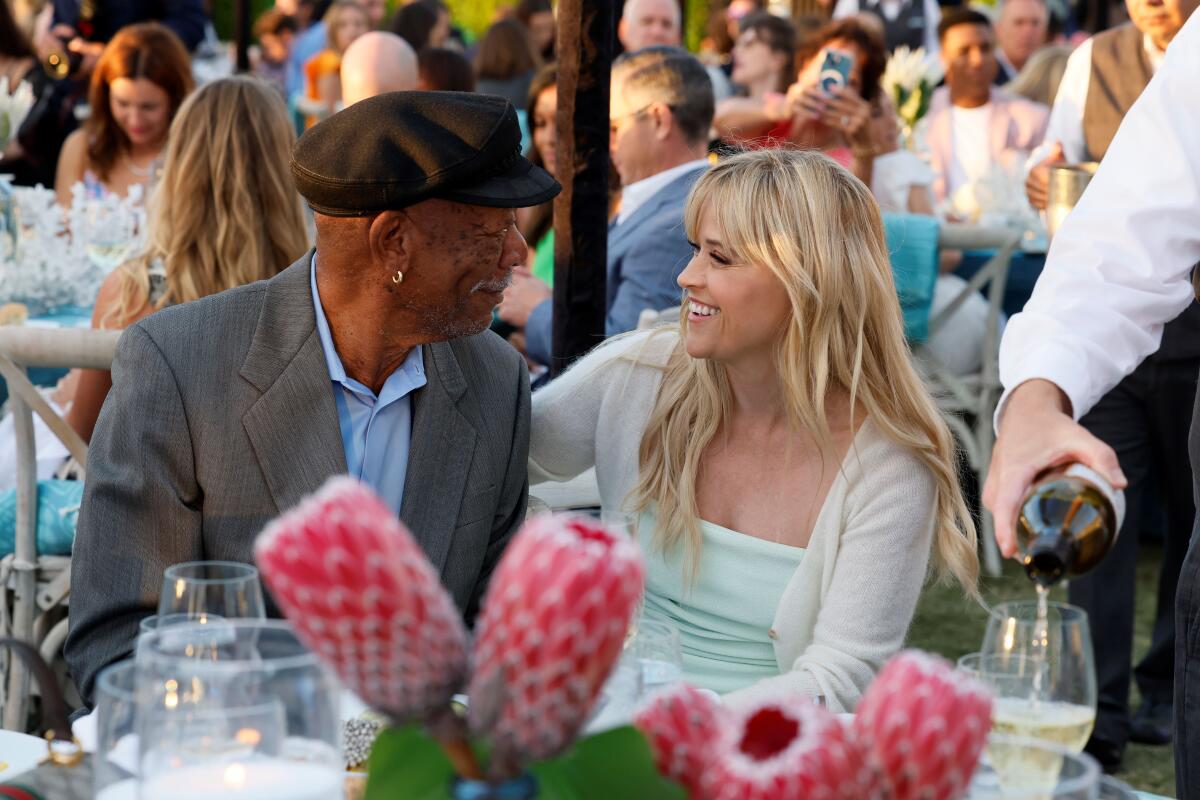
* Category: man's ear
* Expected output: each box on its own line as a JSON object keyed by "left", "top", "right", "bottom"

{"left": 368, "top": 210, "right": 411, "bottom": 275}
{"left": 652, "top": 101, "right": 675, "bottom": 142}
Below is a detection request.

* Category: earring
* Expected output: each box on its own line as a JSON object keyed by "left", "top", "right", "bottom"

{"left": 392, "top": 271, "right": 404, "bottom": 284}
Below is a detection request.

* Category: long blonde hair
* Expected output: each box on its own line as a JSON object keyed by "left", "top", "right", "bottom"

{"left": 631, "top": 148, "right": 979, "bottom": 594}
{"left": 109, "top": 76, "right": 309, "bottom": 325}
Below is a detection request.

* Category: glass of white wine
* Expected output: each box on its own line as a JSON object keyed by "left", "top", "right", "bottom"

{"left": 979, "top": 601, "right": 1097, "bottom": 753}
{"left": 967, "top": 735, "right": 1099, "bottom": 799}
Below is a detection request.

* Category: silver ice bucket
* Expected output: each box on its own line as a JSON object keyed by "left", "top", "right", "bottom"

{"left": 1046, "top": 162, "right": 1099, "bottom": 240}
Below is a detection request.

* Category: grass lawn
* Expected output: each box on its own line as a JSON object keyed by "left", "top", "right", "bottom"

{"left": 907, "top": 543, "right": 1177, "bottom": 796}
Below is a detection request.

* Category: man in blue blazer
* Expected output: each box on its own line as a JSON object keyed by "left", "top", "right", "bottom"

{"left": 498, "top": 47, "right": 713, "bottom": 367}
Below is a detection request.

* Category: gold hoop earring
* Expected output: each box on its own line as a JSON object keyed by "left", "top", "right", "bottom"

{"left": 392, "top": 271, "right": 404, "bottom": 284}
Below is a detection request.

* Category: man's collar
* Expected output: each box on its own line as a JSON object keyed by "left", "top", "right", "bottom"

{"left": 617, "top": 157, "right": 709, "bottom": 225}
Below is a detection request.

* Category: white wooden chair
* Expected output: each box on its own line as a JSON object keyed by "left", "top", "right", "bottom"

{"left": 0, "top": 326, "right": 119, "bottom": 730}
{"left": 917, "top": 224, "right": 1023, "bottom": 577}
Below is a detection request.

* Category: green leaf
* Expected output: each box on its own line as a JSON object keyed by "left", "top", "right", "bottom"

{"left": 529, "top": 727, "right": 688, "bottom": 800}
{"left": 363, "top": 725, "right": 686, "bottom": 800}
{"left": 364, "top": 724, "right": 457, "bottom": 800}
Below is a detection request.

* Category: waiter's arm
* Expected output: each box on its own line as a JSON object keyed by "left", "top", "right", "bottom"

{"left": 985, "top": 13, "right": 1200, "bottom": 556}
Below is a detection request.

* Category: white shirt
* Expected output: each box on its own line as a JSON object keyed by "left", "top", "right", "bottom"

{"left": 998, "top": 12, "right": 1200, "bottom": 424}
{"left": 871, "top": 150, "right": 934, "bottom": 213}
{"left": 616, "top": 158, "right": 710, "bottom": 226}
{"left": 832, "top": 0, "right": 942, "bottom": 59}
{"left": 1026, "top": 33, "right": 1166, "bottom": 167}
{"left": 948, "top": 104, "right": 994, "bottom": 195}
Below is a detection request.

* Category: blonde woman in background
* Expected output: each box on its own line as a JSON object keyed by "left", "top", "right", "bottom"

{"left": 61, "top": 76, "right": 310, "bottom": 442}
{"left": 530, "top": 148, "right": 978, "bottom": 710}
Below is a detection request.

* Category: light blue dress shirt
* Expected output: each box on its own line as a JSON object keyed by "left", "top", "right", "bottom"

{"left": 311, "top": 262, "right": 427, "bottom": 515}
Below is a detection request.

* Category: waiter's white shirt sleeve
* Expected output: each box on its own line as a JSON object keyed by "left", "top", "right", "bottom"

{"left": 998, "top": 12, "right": 1200, "bottom": 425}
{"left": 1026, "top": 39, "right": 1093, "bottom": 167}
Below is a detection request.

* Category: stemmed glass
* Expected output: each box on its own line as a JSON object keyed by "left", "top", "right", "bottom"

{"left": 978, "top": 601, "right": 1097, "bottom": 754}
{"left": 157, "top": 561, "right": 265, "bottom": 622}
{"left": 967, "top": 735, "right": 1099, "bottom": 798}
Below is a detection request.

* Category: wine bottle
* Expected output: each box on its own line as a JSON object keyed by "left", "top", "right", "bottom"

{"left": 1015, "top": 463, "right": 1125, "bottom": 587}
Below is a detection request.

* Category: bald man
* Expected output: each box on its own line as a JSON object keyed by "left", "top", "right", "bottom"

{"left": 341, "top": 31, "right": 419, "bottom": 106}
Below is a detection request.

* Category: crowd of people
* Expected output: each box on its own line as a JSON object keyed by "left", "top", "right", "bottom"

{"left": 0, "top": 0, "right": 1194, "bottom": 788}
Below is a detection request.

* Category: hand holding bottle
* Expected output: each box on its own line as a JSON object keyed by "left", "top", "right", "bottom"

{"left": 983, "top": 379, "right": 1126, "bottom": 559}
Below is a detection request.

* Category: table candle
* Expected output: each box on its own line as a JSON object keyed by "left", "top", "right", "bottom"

{"left": 138, "top": 759, "right": 341, "bottom": 800}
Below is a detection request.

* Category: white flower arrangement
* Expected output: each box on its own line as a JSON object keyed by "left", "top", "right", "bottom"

{"left": 0, "top": 76, "right": 34, "bottom": 151}
{"left": 0, "top": 184, "right": 147, "bottom": 316}
{"left": 881, "top": 46, "right": 944, "bottom": 148}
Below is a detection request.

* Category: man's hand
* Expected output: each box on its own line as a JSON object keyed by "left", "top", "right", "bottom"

{"left": 1025, "top": 142, "right": 1065, "bottom": 211}
{"left": 35, "top": 23, "right": 75, "bottom": 60}
{"left": 497, "top": 268, "right": 551, "bottom": 329}
{"left": 983, "top": 379, "right": 1126, "bottom": 558}
{"left": 67, "top": 36, "right": 105, "bottom": 77}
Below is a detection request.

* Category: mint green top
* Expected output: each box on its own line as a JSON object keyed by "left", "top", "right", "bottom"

{"left": 637, "top": 511, "right": 806, "bottom": 694}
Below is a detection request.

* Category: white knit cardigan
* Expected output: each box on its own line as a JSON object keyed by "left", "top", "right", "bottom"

{"left": 528, "top": 329, "right": 938, "bottom": 711}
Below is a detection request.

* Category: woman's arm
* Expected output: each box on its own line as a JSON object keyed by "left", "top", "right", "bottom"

{"left": 712, "top": 95, "right": 785, "bottom": 141}
{"left": 54, "top": 129, "right": 88, "bottom": 207}
{"left": 316, "top": 71, "right": 341, "bottom": 114}
{"left": 65, "top": 267, "right": 152, "bottom": 442}
{"left": 529, "top": 329, "right": 670, "bottom": 484}
{"left": 907, "top": 183, "right": 936, "bottom": 216}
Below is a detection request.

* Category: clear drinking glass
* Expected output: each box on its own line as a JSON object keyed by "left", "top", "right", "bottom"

{"left": 157, "top": 561, "right": 265, "bottom": 621}
{"left": 134, "top": 619, "right": 342, "bottom": 800}
{"left": 978, "top": 602, "right": 1097, "bottom": 754}
{"left": 95, "top": 660, "right": 140, "bottom": 800}
{"left": 627, "top": 617, "right": 683, "bottom": 700}
{"left": 139, "top": 612, "right": 227, "bottom": 635}
{"left": 968, "top": 735, "right": 1100, "bottom": 799}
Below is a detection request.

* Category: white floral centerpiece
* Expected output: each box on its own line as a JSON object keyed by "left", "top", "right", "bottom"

{"left": 0, "top": 76, "right": 34, "bottom": 151}
{"left": 881, "top": 46, "right": 943, "bottom": 152}
{"left": 0, "top": 184, "right": 147, "bottom": 316}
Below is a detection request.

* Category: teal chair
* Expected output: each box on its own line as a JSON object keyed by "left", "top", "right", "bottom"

{"left": 881, "top": 212, "right": 941, "bottom": 344}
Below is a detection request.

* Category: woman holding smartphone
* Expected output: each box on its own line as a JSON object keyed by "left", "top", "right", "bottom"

{"left": 713, "top": 19, "right": 887, "bottom": 186}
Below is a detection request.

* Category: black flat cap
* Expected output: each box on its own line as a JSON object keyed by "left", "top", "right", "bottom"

{"left": 291, "top": 91, "right": 561, "bottom": 216}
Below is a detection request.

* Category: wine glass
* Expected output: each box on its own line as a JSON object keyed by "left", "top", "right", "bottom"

{"left": 979, "top": 602, "right": 1097, "bottom": 754}
{"left": 95, "top": 660, "right": 139, "bottom": 800}
{"left": 157, "top": 561, "right": 265, "bottom": 621}
{"left": 134, "top": 619, "right": 341, "bottom": 799}
{"left": 968, "top": 735, "right": 1100, "bottom": 798}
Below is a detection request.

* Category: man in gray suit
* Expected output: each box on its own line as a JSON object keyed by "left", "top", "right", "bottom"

{"left": 65, "top": 92, "right": 560, "bottom": 703}
{"left": 498, "top": 47, "right": 713, "bottom": 368}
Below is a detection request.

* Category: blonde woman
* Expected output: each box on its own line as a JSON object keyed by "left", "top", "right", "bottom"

{"left": 62, "top": 76, "right": 310, "bottom": 442}
{"left": 530, "top": 148, "right": 978, "bottom": 710}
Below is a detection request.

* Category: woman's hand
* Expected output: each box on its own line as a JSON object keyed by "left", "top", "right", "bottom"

{"left": 821, "top": 86, "right": 872, "bottom": 145}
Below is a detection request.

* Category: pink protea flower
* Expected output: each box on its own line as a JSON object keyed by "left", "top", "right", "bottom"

{"left": 853, "top": 650, "right": 993, "bottom": 800}
{"left": 701, "top": 696, "right": 876, "bottom": 800}
{"left": 467, "top": 513, "right": 645, "bottom": 777}
{"left": 634, "top": 683, "right": 725, "bottom": 797}
{"left": 255, "top": 476, "right": 469, "bottom": 723}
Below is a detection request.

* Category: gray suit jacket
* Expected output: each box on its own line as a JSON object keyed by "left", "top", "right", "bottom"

{"left": 524, "top": 165, "right": 706, "bottom": 365}
{"left": 64, "top": 255, "right": 530, "bottom": 703}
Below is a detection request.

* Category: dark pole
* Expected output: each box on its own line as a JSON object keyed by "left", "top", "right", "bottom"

{"left": 551, "top": 0, "right": 612, "bottom": 374}
{"left": 235, "top": 0, "right": 252, "bottom": 73}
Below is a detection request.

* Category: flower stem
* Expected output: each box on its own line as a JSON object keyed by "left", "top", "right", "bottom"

{"left": 428, "top": 706, "right": 484, "bottom": 780}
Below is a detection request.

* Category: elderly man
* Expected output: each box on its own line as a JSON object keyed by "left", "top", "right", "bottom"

{"left": 341, "top": 31, "right": 418, "bottom": 104}
{"left": 619, "top": 0, "right": 732, "bottom": 100}
{"left": 64, "top": 93, "right": 559, "bottom": 704}
{"left": 497, "top": 47, "right": 712, "bottom": 369}
{"left": 993, "top": 0, "right": 1049, "bottom": 82}
{"left": 1019, "top": 0, "right": 1200, "bottom": 767}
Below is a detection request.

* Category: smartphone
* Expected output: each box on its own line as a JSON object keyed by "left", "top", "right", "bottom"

{"left": 819, "top": 49, "right": 855, "bottom": 95}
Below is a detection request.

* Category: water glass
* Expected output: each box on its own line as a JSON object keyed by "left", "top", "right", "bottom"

{"left": 968, "top": 735, "right": 1099, "bottom": 798}
{"left": 157, "top": 561, "right": 265, "bottom": 621}
{"left": 139, "top": 612, "right": 227, "bottom": 635}
{"left": 95, "top": 660, "right": 140, "bottom": 800}
{"left": 979, "top": 602, "right": 1097, "bottom": 753}
{"left": 626, "top": 617, "right": 683, "bottom": 699}
{"left": 134, "top": 619, "right": 342, "bottom": 799}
